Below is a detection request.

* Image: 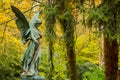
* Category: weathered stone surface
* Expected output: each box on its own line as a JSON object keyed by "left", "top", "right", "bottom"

{"left": 11, "top": 6, "right": 44, "bottom": 80}
{"left": 21, "top": 75, "right": 45, "bottom": 80}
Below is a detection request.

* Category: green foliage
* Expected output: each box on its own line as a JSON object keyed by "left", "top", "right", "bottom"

{"left": 87, "top": 8, "right": 107, "bottom": 28}
{"left": 44, "top": 5, "right": 56, "bottom": 41}
{"left": 2, "top": 1, "right": 119, "bottom": 80}
{"left": 0, "top": 28, "right": 24, "bottom": 80}
{"left": 38, "top": 44, "right": 68, "bottom": 80}
{"left": 76, "top": 62, "right": 105, "bottom": 80}
{"left": 86, "top": 0, "right": 120, "bottom": 39}
{"left": 76, "top": 34, "right": 99, "bottom": 64}
{"left": 76, "top": 62, "right": 97, "bottom": 80}
{"left": 0, "top": 54, "right": 21, "bottom": 80}
{"left": 83, "top": 68, "right": 105, "bottom": 80}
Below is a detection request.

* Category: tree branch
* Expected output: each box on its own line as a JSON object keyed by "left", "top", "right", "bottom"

{"left": 1, "top": 23, "right": 7, "bottom": 42}
{"left": 0, "top": 4, "right": 40, "bottom": 26}
{"left": 31, "top": 0, "right": 43, "bottom": 3}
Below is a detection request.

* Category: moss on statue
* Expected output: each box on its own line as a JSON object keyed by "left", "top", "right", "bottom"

{"left": 21, "top": 75, "right": 45, "bottom": 80}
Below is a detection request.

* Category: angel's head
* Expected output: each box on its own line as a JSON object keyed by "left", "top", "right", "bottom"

{"left": 29, "top": 11, "right": 42, "bottom": 28}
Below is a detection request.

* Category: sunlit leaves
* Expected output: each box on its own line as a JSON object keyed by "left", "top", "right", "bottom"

{"left": 0, "top": 13, "right": 8, "bottom": 23}
{"left": 94, "top": 0, "right": 101, "bottom": 6}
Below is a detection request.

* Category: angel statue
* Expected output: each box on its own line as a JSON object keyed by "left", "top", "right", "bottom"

{"left": 11, "top": 6, "right": 44, "bottom": 79}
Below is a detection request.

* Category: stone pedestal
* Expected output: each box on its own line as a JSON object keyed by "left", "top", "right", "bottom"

{"left": 21, "top": 75, "right": 45, "bottom": 80}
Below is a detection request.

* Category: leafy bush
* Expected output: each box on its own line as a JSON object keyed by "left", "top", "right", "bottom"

{"left": 77, "top": 62, "right": 97, "bottom": 80}
{"left": 83, "top": 67, "right": 105, "bottom": 80}
{"left": 0, "top": 55, "right": 21, "bottom": 80}
{"left": 77, "top": 62, "right": 104, "bottom": 80}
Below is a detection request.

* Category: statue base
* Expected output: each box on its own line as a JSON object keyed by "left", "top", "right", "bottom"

{"left": 21, "top": 75, "right": 45, "bottom": 80}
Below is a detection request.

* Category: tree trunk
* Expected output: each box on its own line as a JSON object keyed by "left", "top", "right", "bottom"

{"left": 56, "top": 1, "right": 78, "bottom": 80}
{"left": 117, "top": 68, "right": 120, "bottom": 80}
{"left": 99, "top": 34, "right": 104, "bottom": 68}
{"left": 63, "top": 19, "right": 77, "bottom": 80}
{"left": 48, "top": 41, "right": 54, "bottom": 80}
{"left": 104, "top": 37, "right": 118, "bottom": 80}
{"left": 66, "top": 42, "right": 77, "bottom": 80}
{"left": 62, "top": 11, "right": 78, "bottom": 80}
{"left": 45, "top": 0, "right": 56, "bottom": 79}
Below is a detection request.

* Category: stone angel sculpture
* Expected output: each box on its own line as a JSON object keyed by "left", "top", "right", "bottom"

{"left": 11, "top": 5, "right": 42, "bottom": 77}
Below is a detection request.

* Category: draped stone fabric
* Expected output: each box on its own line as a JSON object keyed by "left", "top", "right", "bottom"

{"left": 22, "top": 28, "right": 41, "bottom": 76}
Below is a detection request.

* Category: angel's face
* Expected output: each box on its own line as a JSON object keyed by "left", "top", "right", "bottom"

{"left": 34, "top": 19, "right": 42, "bottom": 28}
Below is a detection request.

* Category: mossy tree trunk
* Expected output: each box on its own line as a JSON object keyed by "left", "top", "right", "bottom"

{"left": 57, "top": 0, "right": 78, "bottom": 80}
{"left": 45, "top": 0, "right": 56, "bottom": 79}
{"left": 48, "top": 41, "right": 54, "bottom": 80}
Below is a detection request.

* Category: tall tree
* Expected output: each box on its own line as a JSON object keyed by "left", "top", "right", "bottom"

{"left": 103, "top": 1, "right": 120, "bottom": 79}
{"left": 45, "top": 0, "right": 56, "bottom": 79}
{"left": 87, "top": 0, "right": 120, "bottom": 80}
{"left": 56, "top": 1, "right": 78, "bottom": 80}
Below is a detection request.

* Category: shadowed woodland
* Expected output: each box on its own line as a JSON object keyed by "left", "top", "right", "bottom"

{"left": 0, "top": 0, "right": 120, "bottom": 80}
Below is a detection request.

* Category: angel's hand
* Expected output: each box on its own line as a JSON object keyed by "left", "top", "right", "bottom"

{"left": 27, "top": 36, "right": 31, "bottom": 40}
{"left": 32, "top": 38, "right": 38, "bottom": 43}
{"left": 22, "top": 39, "right": 27, "bottom": 44}
{"left": 31, "top": 34, "right": 38, "bottom": 43}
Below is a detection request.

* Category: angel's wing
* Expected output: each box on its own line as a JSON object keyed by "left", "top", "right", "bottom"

{"left": 11, "top": 5, "right": 29, "bottom": 39}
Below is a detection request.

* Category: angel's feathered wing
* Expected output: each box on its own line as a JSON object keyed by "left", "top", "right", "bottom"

{"left": 11, "top": 6, "right": 29, "bottom": 42}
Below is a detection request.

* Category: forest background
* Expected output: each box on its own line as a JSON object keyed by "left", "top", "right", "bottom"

{"left": 0, "top": 0, "right": 120, "bottom": 80}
